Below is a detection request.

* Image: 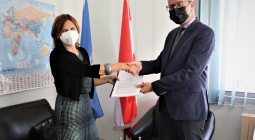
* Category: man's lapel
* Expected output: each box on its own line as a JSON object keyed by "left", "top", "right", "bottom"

{"left": 167, "top": 18, "right": 200, "bottom": 63}
{"left": 162, "top": 28, "right": 179, "bottom": 69}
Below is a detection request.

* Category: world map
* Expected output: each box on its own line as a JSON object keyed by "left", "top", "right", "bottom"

{"left": 0, "top": 0, "right": 55, "bottom": 94}
{"left": 0, "top": 0, "right": 55, "bottom": 77}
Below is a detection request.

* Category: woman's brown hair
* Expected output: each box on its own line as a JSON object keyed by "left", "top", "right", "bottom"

{"left": 51, "top": 14, "right": 80, "bottom": 49}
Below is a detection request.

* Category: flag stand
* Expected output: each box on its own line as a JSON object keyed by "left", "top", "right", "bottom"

{"left": 123, "top": 129, "right": 126, "bottom": 140}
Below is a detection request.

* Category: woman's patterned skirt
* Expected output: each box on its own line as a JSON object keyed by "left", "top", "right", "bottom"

{"left": 55, "top": 93, "right": 99, "bottom": 140}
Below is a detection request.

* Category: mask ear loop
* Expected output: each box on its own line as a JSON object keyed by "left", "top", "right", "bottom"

{"left": 188, "top": 9, "right": 193, "bottom": 16}
{"left": 186, "top": 2, "right": 193, "bottom": 16}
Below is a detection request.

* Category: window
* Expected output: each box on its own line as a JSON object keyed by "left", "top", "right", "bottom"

{"left": 200, "top": 0, "right": 255, "bottom": 105}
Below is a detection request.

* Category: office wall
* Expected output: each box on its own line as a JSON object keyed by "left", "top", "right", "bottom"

{"left": 0, "top": 0, "right": 248, "bottom": 140}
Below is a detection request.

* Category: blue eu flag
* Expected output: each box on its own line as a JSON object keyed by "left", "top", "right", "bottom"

{"left": 80, "top": 0, "right": 103, "bottom": 119}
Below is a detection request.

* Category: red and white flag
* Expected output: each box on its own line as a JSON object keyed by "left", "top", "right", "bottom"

{"left": 113, "top": 0, "right": 137, "bottom": 135}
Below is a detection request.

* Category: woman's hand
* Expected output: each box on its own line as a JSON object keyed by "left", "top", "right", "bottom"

{"left": 106, "top": 75, "right": 120, "bottom": 85}
{"left": 127, "top": 61, "right": 142, "bottom": 73}
{"left": 94, "top": 75, "right": 119, "bottom": 86}
{"left": 125, "top": 64, "right": 139, "bottom": 76}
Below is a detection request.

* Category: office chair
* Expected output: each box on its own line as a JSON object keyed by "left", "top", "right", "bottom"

{"left": 129, "top": 99, "right": 215, "bottom": 140}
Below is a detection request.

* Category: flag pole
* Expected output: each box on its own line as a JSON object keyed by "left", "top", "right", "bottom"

{"left": 123, "top": 129, "right": 126, "bottom": 140}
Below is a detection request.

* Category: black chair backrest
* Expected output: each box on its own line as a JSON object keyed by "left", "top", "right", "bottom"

{"left": 0, "top": 99, "right": 54, "bottom": 140}
{"left": 152, "top": 99, "right": 160, "bottom": 137}
{"left": 153, "top": 98, "right": 215, "bottom": 140}
{"left": 203, "top": 111, "right": 215, "bottom": 140}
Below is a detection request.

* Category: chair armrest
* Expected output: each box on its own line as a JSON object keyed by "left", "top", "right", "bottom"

{"left": 129, "top": 105, "right": 156, "bottom": 140}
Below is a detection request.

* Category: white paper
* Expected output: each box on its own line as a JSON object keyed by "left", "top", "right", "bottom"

{"left": 111, "top": 71, "right": 143, "bottom": 97}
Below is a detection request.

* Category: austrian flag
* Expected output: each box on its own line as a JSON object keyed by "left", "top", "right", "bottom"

{"left": 113, "top": 0, "right": 137, "bottom": 134}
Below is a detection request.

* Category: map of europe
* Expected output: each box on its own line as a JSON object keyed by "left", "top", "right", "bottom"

{"left": 0, "top": 0, "right": 55, "bottom": 78}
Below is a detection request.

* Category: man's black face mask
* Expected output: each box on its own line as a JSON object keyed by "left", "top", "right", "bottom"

{"left": 169, "top": 6, "right": 189, "bottom": 24}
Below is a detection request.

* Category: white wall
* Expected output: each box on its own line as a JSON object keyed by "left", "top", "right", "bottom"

{"left": 0, "top": 86, "right": 57, "bottom": 108}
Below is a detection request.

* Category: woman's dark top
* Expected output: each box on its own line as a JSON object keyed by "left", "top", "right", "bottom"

{"left": 50, "top": 46, "right": 100, "bottom": 101}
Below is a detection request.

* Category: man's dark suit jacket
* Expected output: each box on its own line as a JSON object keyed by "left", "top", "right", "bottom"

{"left": 140, "top": 18, "right": 215, "bottom": 120}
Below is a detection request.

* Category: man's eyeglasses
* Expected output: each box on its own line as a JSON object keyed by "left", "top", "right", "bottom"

{"left": 166, "top": 1, "right": 191, "bottom": 11}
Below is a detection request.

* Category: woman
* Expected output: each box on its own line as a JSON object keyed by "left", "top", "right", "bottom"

{"left": 50, "top": 14, "right": 138, "bottom": 140}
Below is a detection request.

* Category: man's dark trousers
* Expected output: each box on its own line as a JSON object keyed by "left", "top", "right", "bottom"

{"left": 159, "top": 96, "right": 205, "bottom": 140}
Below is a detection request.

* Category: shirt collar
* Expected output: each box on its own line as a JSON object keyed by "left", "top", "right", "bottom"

{"left": 182, "top": 17, "right": 196, "bottom": 29}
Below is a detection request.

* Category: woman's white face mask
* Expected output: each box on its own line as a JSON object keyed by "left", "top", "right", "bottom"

{"left": 60, "top": 30, "right": 79, "bottom": 46}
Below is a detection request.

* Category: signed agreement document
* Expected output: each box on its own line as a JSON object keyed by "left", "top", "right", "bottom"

{"left": 110, "top": 71, "right": 143, "bottom": 97}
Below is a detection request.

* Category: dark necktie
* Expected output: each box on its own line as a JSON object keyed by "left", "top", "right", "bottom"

{"left": 170, "top": 27, "right": 185, "bottom": 55}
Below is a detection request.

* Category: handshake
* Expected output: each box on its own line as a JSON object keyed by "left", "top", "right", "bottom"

{"left": 124, "top": 61, "right": 142, "bottom": 76}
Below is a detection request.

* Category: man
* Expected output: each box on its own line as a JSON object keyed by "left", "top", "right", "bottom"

{"left": 128, "top": 0, "right": 215, "bottom": 139}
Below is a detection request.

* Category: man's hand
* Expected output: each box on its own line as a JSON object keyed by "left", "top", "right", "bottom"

{"left": 125, "top": 64, "right": 139, "bottom": 76}
{"left": 126, "top": 61, "right": 142, "bottom": 74}
{"left": 136, "top": 82, "right": 153, "bottom": 94}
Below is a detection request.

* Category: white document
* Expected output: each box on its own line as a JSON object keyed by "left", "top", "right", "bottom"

{"left": 110, "top": 71, "right": 143, "bottom": 97}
